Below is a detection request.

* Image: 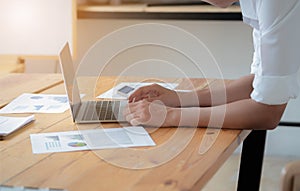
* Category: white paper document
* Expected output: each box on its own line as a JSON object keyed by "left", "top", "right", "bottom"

{"left": 0, "top": 115, "right": 35, "bottom": 137}
{"left": 30, "top": 126, "right": 156, "bottom": 154}
{"left": 0, "top": 93, "right": 70, "bottom": 114}
{"left": 97, "top": 82, "right": 178, "bottom": 99}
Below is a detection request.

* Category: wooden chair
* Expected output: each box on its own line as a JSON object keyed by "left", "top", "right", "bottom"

{"left": 0, "top": 56, "right": 24, "bottom": 75}
{"left": 281, "top": 160, "right": 300, "bottom": 191}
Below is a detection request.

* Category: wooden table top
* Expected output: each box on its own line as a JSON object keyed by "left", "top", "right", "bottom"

{"left": 78, "top": 4, "right": 241, "bottom": 14}
{"left": 0, "top": 74, "right": 250, "bottom": 191}
{"left": 77, "top": 4, "right": 242, "bottom": 20}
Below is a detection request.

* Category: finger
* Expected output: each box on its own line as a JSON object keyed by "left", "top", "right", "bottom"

{"left": 128, "top": 93, "right": 142, "bottom": 103}
{"left": 123, "top": 102, "right": 139, "bottom": 116}
{"left": 146, "top": 95, "right": 166, "bottom": 103}
{"left": 130, "top": 118, "right": 143, "bottom": 126}
{"left": 128, "top": 87, "right": 145, "bottom": 102}
{"left": 125, "top": 113, "right": 143, "bottom": 126}
{"left": 123, "top": 105, "right": 131, "bottom": 116}
{"left": 125, "top": 113, "right": 135, "bottom": 122}
{"left": 146, "top": 96, "right": 158, "bottom": 103}
{"left": 148, "top": 90, "right": 160, "bottom": 97}
{"left": 129, "top": 85, "right": 158, "bottom": 102}
{"left": 130, "top": 91, "right": 158, "bottom": 103}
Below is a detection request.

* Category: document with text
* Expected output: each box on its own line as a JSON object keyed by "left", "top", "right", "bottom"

{"left": 30, "top": 126, "right": 156, "bottom": 154}
{"left": 0, "top": 93, "right": 70, "bottom": 114}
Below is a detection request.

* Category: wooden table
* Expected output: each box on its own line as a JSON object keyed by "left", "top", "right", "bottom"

{"left": 0, "top": 74, "right": 266, "bottom": 191}
{"left": 77, "top": 4, "right": 242, "bottom": 20}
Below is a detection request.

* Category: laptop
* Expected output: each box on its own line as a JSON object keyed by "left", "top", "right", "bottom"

{"left": 59, "top": 43, "right": 127, "bottom": 123}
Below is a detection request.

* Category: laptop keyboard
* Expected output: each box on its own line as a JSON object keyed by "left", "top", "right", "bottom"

{"left": 96, "top": 101, "right": 120, "bottom": 120}
{"left": 82, "top": 101, "right": 120, "bottom": 121}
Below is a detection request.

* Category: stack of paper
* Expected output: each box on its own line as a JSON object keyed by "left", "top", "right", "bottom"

{"left": 0, "top": 115, "right": 35, "bottom": 137}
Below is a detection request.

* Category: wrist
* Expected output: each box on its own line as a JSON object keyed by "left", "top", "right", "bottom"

{"left": 165, "top": 107, "right": 180, "bottom": 126}
{"left": 167, "top": 90, "right": 180, "bottom": 107}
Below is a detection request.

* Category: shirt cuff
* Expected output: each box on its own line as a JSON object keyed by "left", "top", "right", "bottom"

{"left": 251, "top": 73, "right": 300, "bottom": 105}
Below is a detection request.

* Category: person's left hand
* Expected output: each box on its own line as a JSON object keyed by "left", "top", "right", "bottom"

{"left": 123, "top": 99, "right": 176, "bottom": 127}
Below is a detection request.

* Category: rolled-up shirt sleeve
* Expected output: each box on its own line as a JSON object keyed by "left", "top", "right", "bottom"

{"left": 241, "top": 0, "right": 300, "bottom": 105}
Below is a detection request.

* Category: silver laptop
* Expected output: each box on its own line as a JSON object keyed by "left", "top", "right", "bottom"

{"left": 59, "top": 43, "right": 126, "bottom": 123}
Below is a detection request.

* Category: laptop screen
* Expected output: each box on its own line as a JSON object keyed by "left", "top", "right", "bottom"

{"left": 59, "top": 43, "right": 81, "bottom": 119}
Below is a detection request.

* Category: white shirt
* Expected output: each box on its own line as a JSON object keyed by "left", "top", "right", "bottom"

{"left": 239, "top": 0, "right": 300, "bottom": 105}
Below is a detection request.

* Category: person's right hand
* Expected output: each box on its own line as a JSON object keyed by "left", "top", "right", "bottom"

{"left": 128, "top": 84, "right": 180, "bottom": 107}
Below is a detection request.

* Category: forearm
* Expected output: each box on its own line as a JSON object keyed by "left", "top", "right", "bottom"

{"left": 168, "top": 98, "right": 287, "bottom": 130}
{"left": 177, "top": 74, "right": 254, "bottom": 107}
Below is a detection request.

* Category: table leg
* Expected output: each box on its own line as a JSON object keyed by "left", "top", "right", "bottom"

{"left": 237, "top": 130, "right": 267, "bottom": 191}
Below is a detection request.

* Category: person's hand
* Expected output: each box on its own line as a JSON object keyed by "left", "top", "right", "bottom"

{"left": 124, "top": 99, "right": 177, "bottom": 127}
{"left": 128, "top": 84, "right": 180, "bottom": 107}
